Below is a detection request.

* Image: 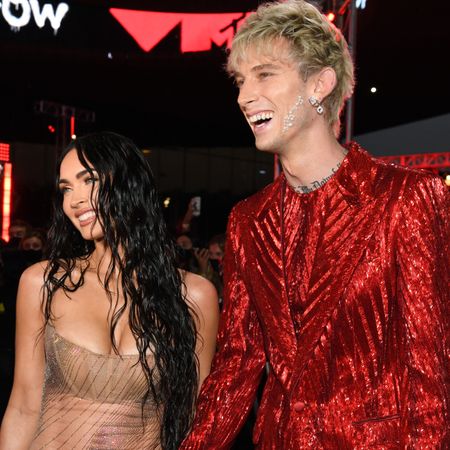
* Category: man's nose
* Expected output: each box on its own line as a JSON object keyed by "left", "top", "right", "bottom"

{"left": 237, "top": 80, "right": 258, "bottom": 111}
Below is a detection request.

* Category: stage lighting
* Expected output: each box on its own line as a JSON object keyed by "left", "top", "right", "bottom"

{"left": 2, "top": 162, "right": 12, "bottom": 242}
{"left": 326, "top": 12, "right": 336, "bottom": 22}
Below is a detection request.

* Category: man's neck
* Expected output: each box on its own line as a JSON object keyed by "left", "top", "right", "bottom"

{"left": 291, "top": 159, "right": 344, "bottom": 194}
{"left": 279, "top": 133, "right": 348, "bottom": 193}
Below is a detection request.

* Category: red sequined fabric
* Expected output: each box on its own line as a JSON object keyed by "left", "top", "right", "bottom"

{"left": 181, "top": 143, "right": 449, "bottom": 449}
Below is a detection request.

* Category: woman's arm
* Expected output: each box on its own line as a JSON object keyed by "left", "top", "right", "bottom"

{"left": 183, "top": 271, "right": 219, "bottom": 390}
{"left": 0, "top": 262, "right": 47, "bottom": 449}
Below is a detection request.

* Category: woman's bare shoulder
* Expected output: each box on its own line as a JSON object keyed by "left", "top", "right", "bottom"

{"left": 181, "top": 271, "right": 219, "bottom": 362}
{"left": 15, "top": 262, "right": 49, "bottom": 327}
{"left": 19, "top": 261, "right": 48, "bottom": 289}
{"left": 180, "top": 270, "right": 218, "bottom": 316}
{"left": 181, "top": 269, "right": 217, "bottom": 299}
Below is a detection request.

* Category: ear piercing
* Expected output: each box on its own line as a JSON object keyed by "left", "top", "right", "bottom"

{"left": 309, "top": 96, "right": 324, "bottom": 115}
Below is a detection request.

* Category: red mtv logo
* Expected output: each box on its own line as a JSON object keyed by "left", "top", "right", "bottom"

{"left": 109, "top": 9, "right": 251, "bottom": 53}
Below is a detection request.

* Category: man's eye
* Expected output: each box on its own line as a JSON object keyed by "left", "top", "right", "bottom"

{"left": 258, "top": 72, "right": 273, "bottom": 79}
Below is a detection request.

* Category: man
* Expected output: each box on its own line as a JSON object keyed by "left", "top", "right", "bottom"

{"left": 181, "top": 1, "right": 449, "bottom": 448}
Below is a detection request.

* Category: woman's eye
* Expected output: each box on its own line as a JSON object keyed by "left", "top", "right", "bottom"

{"left": 85, "top": 177, "right": 98, "bottom": 185}
{"left": 59, "top": 186, "right": 71, "bottom": 194}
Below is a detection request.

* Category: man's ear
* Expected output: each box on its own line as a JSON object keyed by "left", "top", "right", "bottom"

{"left": 311, "top": 67, "right": 337, "bottom": 100}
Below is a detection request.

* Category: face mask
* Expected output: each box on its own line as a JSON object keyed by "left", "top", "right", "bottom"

{"left": 22, "top": 250, "right": 43, "bottom": 263}
{"left": 7, "top": 237, "right": 21, "bottom": 248}
{"left": 209, "top": 259, "right": 221, "bottom": 273}
{"left": 176, "top": 246, "right": 192, "bottom": 262}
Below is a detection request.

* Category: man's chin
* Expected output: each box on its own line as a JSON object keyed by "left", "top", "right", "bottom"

{"left": 254, "top": 139, "right": 278, "bottom": 154}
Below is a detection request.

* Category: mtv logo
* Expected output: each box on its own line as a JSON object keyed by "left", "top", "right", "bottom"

{"left": 109, "top": 9, "right": 251, "bottom": 53}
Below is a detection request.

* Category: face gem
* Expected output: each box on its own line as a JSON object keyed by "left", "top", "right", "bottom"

{"left": 282, "top": 95, "right": 304, "bottom": 133}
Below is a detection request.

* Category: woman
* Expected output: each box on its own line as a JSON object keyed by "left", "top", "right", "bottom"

{"left": 0, "top": 132, "right": 219, "bottom": 449}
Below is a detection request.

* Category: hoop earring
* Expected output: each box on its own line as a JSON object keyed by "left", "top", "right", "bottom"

{"left": 308, "top": 96, "right": 324, "bottom": 115}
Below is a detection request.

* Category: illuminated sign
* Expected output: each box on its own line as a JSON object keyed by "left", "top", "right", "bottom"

{"left": 110, "top": 9, "right": 250, "bottom": 53}
{"left": 1, "top": 161, "right": 12, "bottom": 243}
{"left": 0, "top": 0, "right": 69, "bottom": 33}
{"left": 356, "top": 0, "right": 367, "bottom": 9}
{"left": 0, "top": 142, "right": 10, "bottom": 161}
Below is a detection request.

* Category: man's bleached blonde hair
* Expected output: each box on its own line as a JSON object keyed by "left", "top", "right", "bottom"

{"left": 228, "top": 0, "right": 354, "bottom": 136}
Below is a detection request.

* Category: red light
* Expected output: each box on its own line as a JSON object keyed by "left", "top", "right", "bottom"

{"left": 70, "top": 115, "right": 75, "bottom": 136}
{"left": 2, "top": 163, "right": 12, "bottom": 242}
{"left": 327, "top": 12, "right": 336, "bottom": 22}
{"left": 48, "top": 125, "right": 55, "bottom": 133}
{"left": 0, "top": 143, "right": 10, "bottom": 162}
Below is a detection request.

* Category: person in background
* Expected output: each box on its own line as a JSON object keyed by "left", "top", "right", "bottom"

{"left": 176, "top": 197, "right": 201, "bottom": 239}
{"left": 194, "top": 234, "right": 225, "bottom": 304}
{"left": 175, "top": 233, "right": 225, "bottom": 305}
{"left": 1, "top": 228, "right": 48, "bottom": 348}
{"left": 2, "top": 220, "right": 32, "bottom": 250}
{"left": 19, "top": 229, "right": 46, "bottom": 253}
{"left": 1, "top": 228, "right": 46, "bottom": 414}
{"left": 175, "top": 234, "right": 200, "bottom": 274}
{"left": 0, "top": 132, "right": 219, "bottom": 450}
{"left": 207, "top": 234, "right": 225, "bottom": 277}
{"left": 181, "top": 1, "right": 449, "bottom": 448}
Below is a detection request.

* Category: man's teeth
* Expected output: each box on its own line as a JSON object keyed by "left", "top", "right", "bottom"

{"left": 249, "top": 112, "right": 274, "bottom": 123}
{"left": 79, "top": 211, "right": 95, "bottom": 221}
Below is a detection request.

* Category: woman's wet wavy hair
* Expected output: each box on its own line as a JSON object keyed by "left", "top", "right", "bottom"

{"left": 43, "top": 131, "right": 198, "bottom": 449}
{"left": 227, "top": 0, "right": 355, "bottom": 136}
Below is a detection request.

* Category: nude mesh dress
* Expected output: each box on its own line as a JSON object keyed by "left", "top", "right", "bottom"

{"left": 30, "top": 325, "right": 161, "bottom": 449}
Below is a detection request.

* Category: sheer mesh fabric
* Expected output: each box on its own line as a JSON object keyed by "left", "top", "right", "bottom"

{"left": 30, "top": 325, "right": 161, "bottom": 449}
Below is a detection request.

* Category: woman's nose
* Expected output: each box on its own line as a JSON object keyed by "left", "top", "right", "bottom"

{"left": 70, "top": 188, "right": 87, "bottom": 208}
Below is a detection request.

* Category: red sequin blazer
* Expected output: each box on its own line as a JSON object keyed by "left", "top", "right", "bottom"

{"left": 181, "top": 143, "right": 449, "bottom": 449}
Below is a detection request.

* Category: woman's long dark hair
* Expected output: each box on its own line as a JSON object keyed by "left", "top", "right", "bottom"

{"left": 43, "top": 132, "right": 198, "bottom": 449}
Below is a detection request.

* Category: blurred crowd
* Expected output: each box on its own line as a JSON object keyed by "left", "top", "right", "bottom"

{"left": 174, "top": 197, "right": 226, "bottom": 305}
{"left": 0, "top": 220, "right": 47, "bottom": 419}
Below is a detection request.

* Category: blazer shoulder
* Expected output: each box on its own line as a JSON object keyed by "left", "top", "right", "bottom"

{"left": 372, "top": 157, "right": 446, "bottom": 198}
{"left": 231, "top": 178, "right": 281, "bottom": 221}
{"left": 373, "top": 156, "right": 439, "bottom": 183}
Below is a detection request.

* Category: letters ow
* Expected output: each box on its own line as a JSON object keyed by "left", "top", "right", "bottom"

{"left": 0, "top": 0, "right": 69, "bottom": 33}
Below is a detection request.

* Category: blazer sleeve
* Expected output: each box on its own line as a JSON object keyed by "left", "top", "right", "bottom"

{"left": 395, "top": 174, "right": 449, "bottom": 447}
{"left": 180, "top": 207, "right": 267, "bottom": 450}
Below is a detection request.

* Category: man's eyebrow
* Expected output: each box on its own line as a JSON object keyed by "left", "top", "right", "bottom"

{"left": 58, "top": 169, "right": 97, "bottom": 184}
{"left": 233, "top": 63, "right": 281, "bottom": 79}
{"left": 251, "top": 63, "right": 281, "bottom": 72}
